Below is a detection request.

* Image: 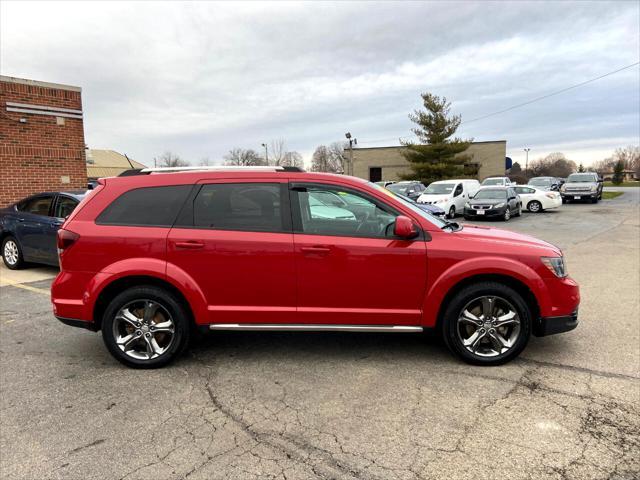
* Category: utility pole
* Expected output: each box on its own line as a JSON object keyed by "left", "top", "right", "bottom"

{"left": 524, "top": 148, "right": 530, "bottom": 177}
{"left": 345, "top": 132, "right": 356, "bottom": 176}
{"left": 261, "top": 143, "right": 269, "bottom": 165}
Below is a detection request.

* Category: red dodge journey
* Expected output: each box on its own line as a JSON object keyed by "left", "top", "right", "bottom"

{"left": 52, "top": 166, "right": 579, "bottom": 368}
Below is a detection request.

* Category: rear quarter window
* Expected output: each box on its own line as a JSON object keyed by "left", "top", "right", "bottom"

{"left": 96, "top": 185, "right": 192, "bottom": 227}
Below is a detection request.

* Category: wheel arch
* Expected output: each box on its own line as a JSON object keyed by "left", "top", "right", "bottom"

{"left": 92, "top": 275, "right": 196, "bottom": 332}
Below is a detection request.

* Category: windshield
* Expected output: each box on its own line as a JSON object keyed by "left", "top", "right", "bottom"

{"left": 474, "top": 189, "right": 507, "bottom": 200}
{"left": 424, "top": 183, "right": 455, "bottom": 194}
{"left": 369, "top": 182, "right": 448, "bottom": 228}
{"left": 482, "top": 178, "right": 504, "bottom": 186}
{"left": 529, "top": 178, "right": 551, "bottom": 186}
{"left": 567, "top": 173, "right": 596, "bottom": 183}
{"left": 387, "top": 183, "right": 415, "bottom": 194}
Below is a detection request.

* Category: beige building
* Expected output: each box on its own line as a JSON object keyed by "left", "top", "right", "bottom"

{"left": 348, "top": 141, "right": 507, "bottom": 183}
{"left": 86, "top": 149, "right": 147, "bottom": 180}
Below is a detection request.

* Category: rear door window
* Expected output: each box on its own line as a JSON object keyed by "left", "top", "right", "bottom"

{"left": 97, "top": 185, "right": 192, "bottom": 226}
{"left": 18, "top": 195, "right": 54, "bottom": 216}
{"left": 193, "top": 183, "right": 285, "bottom": 232}
{"left": 54, "top": 196, "right": 79, "bottom": 219}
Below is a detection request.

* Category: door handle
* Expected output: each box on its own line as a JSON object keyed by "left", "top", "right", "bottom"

{"left": 17, "top": 218, "right": 25, "bottom": 223}
{"left": 174, "top": 241, "right": 204, "bottom": 249}
{"left": 301, "top": 246, "right": 331, "bottom": 254}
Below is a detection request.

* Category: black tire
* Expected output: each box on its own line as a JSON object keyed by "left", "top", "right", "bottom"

{"left": 441, "top": 281, "right": 532, "bottom": 365}
{"left": 448, "top": 206, "right": 456, "bottom": 219}
{"left": 591, "top": 196, "right": 598, "bottom": 204}
{"left": 528, "top": 200, "right": 542, "bottom": 213}
{"left": 101, "top": 286, "right": 191, "bottom": 369}
{"left": 515, "top": 203, "right": 522, "bottom": 217}
{"left": 2, "top": 236, "right": 25, "bottom": 270}
{"left": 562, "top": 198, "right": 568, "bottom": 204}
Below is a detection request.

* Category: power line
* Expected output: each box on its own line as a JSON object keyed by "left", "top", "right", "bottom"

{"left": 357, "top": 61, "right": 640, "bottom": 145}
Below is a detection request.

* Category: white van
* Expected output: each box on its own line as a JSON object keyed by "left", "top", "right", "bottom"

{"left": 416, "top": 179, "right": 481, "bottom": 218}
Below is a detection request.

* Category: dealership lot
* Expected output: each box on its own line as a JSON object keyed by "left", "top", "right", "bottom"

{"left": 1, "top": 190, "right": 638, "bottom": 480}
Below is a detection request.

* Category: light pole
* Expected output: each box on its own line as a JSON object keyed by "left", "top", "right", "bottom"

{"left": 261, "top": 143, "right": 269, "bottom": 165}
{"left": 524, "top": 148, "right": 530, "bottom": 177}
{"left": 345, "top": 132, "right": 356, "bottom": 175}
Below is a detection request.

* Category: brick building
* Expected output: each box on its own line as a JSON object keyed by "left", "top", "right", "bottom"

{"left": 346, "top": 141, "right": 507, "bottom": 183}
{"left": 0, "top": 76, "right": 87, "bottom": 206}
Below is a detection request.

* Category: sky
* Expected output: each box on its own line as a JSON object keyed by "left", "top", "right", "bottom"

{"left": 1, "top": 1, "right": 639, "bottom": 168}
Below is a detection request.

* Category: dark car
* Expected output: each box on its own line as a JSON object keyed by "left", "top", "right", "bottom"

{"left": 1, "top": 190, "right": 86, "bottom": 269}
{"left": 394, "top": 193, "right": 445, "bottom": 217}
{"left": 528, "top": 176, "right": 561, "bottom": 191}
{"left": 463, "top": 187, "right": 522, "bottom": 221}
{"left": 386, "top": 181, "right": 425, "bottom": 200}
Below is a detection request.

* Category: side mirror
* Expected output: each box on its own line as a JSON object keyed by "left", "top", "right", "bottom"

{"left": 394, "top": 216, "right": 419, "bottom": 239}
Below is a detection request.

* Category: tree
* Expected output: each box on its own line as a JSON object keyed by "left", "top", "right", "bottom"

{"left": 328, "top": 141, "right": 348, "bottom": 173}
{"left": 311, "top": 145, "right": 343, "bottom": 173}
{"left": 224, "top": 148, "right": 265, "bottom": 166}
{"left": 281, "top": 151, "right": 304, "bottom": 168}
{"left": 528, "top": 153, "right": 576, "bottom": 178}
{"left": 510, "top": 162, "right": 522, "bottom": 175}
{"left": 612, "top": 145, "right": 639, "bottom": 176}
{"left": 400, "top": 93, "right": 472, "bottom": 184}
{"left": 199, "top": 157, "right": 213, "bottom": 166}
{"left": 154, "top": 151, "right": 189, "bottom": 168}
{"left": 578, "top": 163, "right": 585, "bottom": 172}
{"left": 612, "top": 160, "right": 624, "bottom": 185}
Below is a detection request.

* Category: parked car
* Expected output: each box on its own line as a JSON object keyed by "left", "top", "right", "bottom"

{"left": 386, "top": 181, "right": 425, "bottom": 200}
{"left": 1, "top": 190, "right": 86, "bottom": 269}
{"left": 392, "top": 192, "right": 445, "bottom": 217}
{"left": 527, "top": 176, "right": 561, "bottom": 191}
{"left": 514, "top": 186, "right": 562, "bottom": 213}
{"left": 481, "top": 176, "right": 514, "bottom": 187}
{"left": 464, "top": 187, "right": 522, "bottom": 221}
{"left": 52, "top": 167, "right": 579, "bottom": 368}
{"left": 374, "top": 181, "right": 396, "bottom": 188}
{"left": 416, "top": 179, "right": 480, "bottom": 219}
{"left": 560, "top": 172, "right": 603, "bottom": 203}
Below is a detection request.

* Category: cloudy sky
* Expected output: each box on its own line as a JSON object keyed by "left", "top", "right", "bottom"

{"left": 2, "top": 1, "right": 638, "bottom": 167}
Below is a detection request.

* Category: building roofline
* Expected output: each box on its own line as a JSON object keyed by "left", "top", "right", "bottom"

{"left": 0, "top": 75, "right": 81, "bottom": 92}
{"left": 350, "top": 140, "right": 506, "bottom": 151}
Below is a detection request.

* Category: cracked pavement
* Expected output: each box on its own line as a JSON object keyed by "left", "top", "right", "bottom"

{"left": 1, "top": 188, "right": 638, "bottom": 479}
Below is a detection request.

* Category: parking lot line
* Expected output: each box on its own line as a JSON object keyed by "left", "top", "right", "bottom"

{"left": 1, "top": 281, "right": 50, "bottom": 296}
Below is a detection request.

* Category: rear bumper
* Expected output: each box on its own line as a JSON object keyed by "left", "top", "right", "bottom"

{"left": 533, "top": 311, "right": 578, "bottom": 336}
{"left": 55, "top": 315, "right": 98, "bottom": 332}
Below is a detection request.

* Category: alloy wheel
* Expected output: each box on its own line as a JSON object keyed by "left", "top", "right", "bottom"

{"left": 112, "top": 300, "right": 176, "bottom": 361}
{"left": 504, "top": 209, "right": 511, "bottom": 221}
{"left": 3, "top": 240, "right": 19, "bottom": 266}
{"left": 456, "top": 295, "right": 521, "bottom": 357}
{"left": 529, "top": 201, "right": 541, "bottom": 213}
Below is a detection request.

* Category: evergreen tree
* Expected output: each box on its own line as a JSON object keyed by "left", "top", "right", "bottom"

{"left": 401, "top": 93, "right": 472, "bottom": 184}
{"left": 612, "top": 160, "right": 624, "bottom": 185}
{"left": 578, "top": 163, "right": 585, "bottom": 172}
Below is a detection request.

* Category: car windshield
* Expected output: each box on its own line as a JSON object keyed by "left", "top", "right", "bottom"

{"left": 482, "top": 178, "right": 504, "bottom": 185}
{"left": 369, "top": 183, "right": 448, "bottom": 228}
{"left": 567, "top": 173, "right": 596, "bottom": 183}
{"left": 529, "top": 178, "right": 551, "bottom": 186}
{"left": 424, "top": 183, "right": 455, "bottom": 194}
{"left": 387, "top": 183, "right": 415, "bottom": 194}
{"left": 474, "top": 189, "right": 507, "bottom": 200}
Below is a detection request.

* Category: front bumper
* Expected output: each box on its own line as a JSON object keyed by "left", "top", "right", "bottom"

{"left": 534, "top": 311, "right": 579, "bottom": 336}
{"left": 463, "top": 206, "right": 506, "bottom": 218}
{"left": 561, "top": 192, "right": 597, "bottom": 200}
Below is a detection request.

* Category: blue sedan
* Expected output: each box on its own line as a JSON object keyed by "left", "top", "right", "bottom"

{"left": 1, "top": 190, "right": 86, "bottom": 269}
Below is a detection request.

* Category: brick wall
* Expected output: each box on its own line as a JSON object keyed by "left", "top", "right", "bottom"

{"left": 0, "top": 76, "right": 87, "bottom": 206}
{"left": 350, "top": 141, "right": 507, "bottom": 182}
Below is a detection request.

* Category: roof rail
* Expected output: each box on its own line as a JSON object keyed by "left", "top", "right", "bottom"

{"left": 136, "top": 165, "right": 305, "bottom": 174}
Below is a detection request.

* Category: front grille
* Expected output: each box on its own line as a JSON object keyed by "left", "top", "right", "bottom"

{"left": 472, "top": 205, "right": 492, "bottom": 210}
{"left": 566, "top": 187, "right": 592, "bottom": 192}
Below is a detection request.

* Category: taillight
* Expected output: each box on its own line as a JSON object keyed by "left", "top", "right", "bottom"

{"left": 545, "top": 192, "right": 558, "bottom": 199}
{"left": 57, "top": 229, "right": 80, "bottom": 253}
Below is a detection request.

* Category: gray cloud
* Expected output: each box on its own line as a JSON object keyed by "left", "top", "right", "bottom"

{"left": 1, "top": 0, "right": 638, "bottom": 167}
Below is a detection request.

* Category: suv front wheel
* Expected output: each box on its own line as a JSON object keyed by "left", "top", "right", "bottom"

{"left": 102, "top": 286, "right": 191, "bottom": 368}
{"left": 441, "top": 282, "right": 531, "bottom": 365}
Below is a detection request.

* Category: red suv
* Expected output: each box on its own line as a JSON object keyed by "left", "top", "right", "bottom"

{"left": 52, "top": 167, "right": 579, "bottom": 368}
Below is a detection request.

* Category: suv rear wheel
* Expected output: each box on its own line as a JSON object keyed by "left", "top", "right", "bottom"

{"left": 101, "top": 286, "right": 190, "bottom": 368}
{"left": 441, "top": 282, "right": 531, "bottom": 365}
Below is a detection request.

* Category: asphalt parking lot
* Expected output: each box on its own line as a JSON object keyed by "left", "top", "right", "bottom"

{"left": 1, "top": 188, "right": 638, "bottom": 480}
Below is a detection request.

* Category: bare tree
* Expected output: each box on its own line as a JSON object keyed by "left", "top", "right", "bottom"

{"left": 281, "top": 151, "right": 304, "bottom": 168}
{"left": 199, "top": 157, "right": 213, "bottom": 166}
{"left": 310, "top": 145, "right": 342, "bottom": 173}
{"left": 154, "top": 151, "right": 189, "bottom": 168}
{"left": 612, "top": 145, "right": 640, "bottom": 175}
{"left": 528, "top": 152, "right": 576, "bottom": 178}
{"left": 224, "top": 148, "right": 265, "bottom": 166}
{"left": 328, "top": 141, "right": 347, "bottom": 173}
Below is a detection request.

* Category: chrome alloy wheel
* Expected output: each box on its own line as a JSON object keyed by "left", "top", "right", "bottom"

{"left": 112, "top": 300, "right": 176, "bottom": 360}
{"left": 456, "top": 296, "right": 521, "bottom": 357}
{"left": 3, "top": 240, "right": 19, "bottom": 266}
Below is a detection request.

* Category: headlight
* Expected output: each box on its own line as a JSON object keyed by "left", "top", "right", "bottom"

{"left": 541, "top": 256, "right": 567, "bottom": 278}
{"left": 590, "top": 185, "right": 597, "bottom": 192}
{"left": 494, "top": 203, "right": 505, "bottom": 208}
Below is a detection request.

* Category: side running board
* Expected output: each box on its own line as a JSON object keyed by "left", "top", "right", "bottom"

{"left": 208, "top": 324, "right": 423, "bottom": 332}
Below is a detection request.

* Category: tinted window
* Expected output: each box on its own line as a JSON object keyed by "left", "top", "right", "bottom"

{"left": 454, "top": 184, "right": 463, "bottom": 196}
{"left": 294, "top": 185, "right": 397, "bottom": 238}
{"left": 18, "top": 196, "right": 53, "bottom": 216}
{"left": 54, "top": 196, "right": 78, "bottom": 218}
{"left": 193, "top": 183, "right": 283, "bottom": 232}
{"left": 97, "top": 185, "right": 191, "bottom": 226}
